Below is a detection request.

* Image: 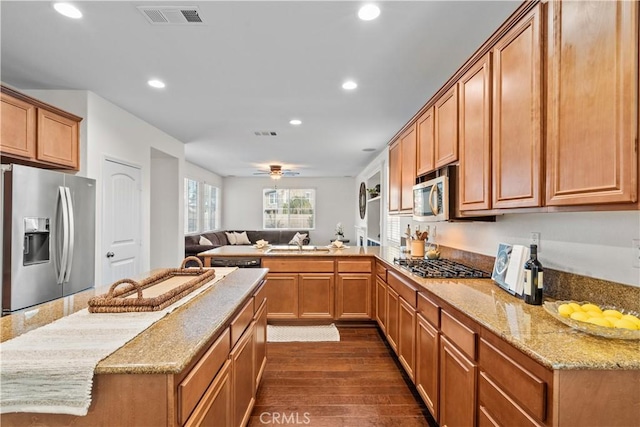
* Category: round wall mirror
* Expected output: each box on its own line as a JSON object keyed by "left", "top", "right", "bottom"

{"left": 359, "top": 182, "right": 366, "bottom": 219}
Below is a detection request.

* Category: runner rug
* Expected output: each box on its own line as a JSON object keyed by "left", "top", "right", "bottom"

{"left": 267, "top": 323, "right": 340, "bottom": 342}
{"left": 0, "top": 267, "right": 237, "bottom": 416}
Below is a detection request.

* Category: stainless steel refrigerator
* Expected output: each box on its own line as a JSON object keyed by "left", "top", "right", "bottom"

{"left": 2, "top": 164, "right": 96, "bottom": 313}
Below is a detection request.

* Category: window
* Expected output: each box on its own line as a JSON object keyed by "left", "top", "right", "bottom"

{"left": 184, "top": 178, "right": 199, "bottom": 234}
{"left": 263, "top": 188, "right": 315, "bottom": 229}
{"left": 184, "top": 178, "right": 220, "bottom": 234}
{"left": 386, "top": 215, "right": 400, "bottom": 244}
{"left": 203, "top": 184, "right": 218, "bottom": 231}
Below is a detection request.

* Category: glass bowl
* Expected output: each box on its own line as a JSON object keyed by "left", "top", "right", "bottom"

{"left": 543, "top": 301, "right": 640, "bottom": 340}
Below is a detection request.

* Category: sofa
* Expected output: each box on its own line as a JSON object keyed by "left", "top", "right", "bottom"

{"left": 185, "top": 230, "right": 312, "bottom": 259}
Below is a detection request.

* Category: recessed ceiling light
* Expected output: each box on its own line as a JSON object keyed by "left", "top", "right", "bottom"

{"left": 289, "top": 119, "right": 302, "bottom": 125}
{"left": 54, "top": 2, "right": 82, "bottom": 19}
{"left": 342, "top": 80, "right": 358, "bottom": 90}
{"left": 148, "top": 79, "right": 166, "bottom": 89}
{"left": 358, "top": 4, "right": 380, "bottom": 21}
{"left": 362, "top": 148, "right": 376, "bottom": 152}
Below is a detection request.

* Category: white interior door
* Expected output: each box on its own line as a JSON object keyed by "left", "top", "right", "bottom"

{"left": 102, "top": 159, "right": 141, "bottom": 285}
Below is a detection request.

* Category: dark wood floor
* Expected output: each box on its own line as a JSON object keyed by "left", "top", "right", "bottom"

{"left": 248, "top": 326, "right": 437, "bottom": 427}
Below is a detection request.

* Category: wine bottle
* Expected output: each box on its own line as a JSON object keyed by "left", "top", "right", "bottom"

{"left": 523, "top": 244, "right": 543, "bottom": 305}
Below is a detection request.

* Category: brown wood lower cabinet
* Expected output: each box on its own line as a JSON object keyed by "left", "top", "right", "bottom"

{"left": 265, "top": 273, "right": 299, "bottom": 319}
{"left": 254, "top": 298, "right": 267, "bottom": 388}
{"left": 375, "top": 276, "right": 387, "bottom": 332}
{"left": 231, "top": 321, "right": 256, "bottom": 427}
{"left": 385, "top": 286, "right": 400, "bottom": 353}
{"left": 397, "top": 297, "right": 416, "bottom": 381}
{"left": 440, "top": 335, "right": 476, "bottom": 427}
{"left": 184, "top": 360, "right": 233, "bottom": 427}
{"left": 264, "top": 257, "right": 373, "bottom": 321}
{"left": 299, "top": 273, "right": 334, "bottom": 319}
{"left": 336, "top": 273, "right": 372, "bottom": 319}
{"left": 179, "top": 329, "right": 231, "bottom": 425}
{"left": 416, "top": 313, "right": 439, "bottom": 422}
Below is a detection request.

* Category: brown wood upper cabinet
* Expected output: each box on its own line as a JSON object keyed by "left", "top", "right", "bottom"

{"left": 1, "top": 85, "right": 81, "bottom": 170}
{"left": 389, "top": 125, "right": 417, "bottom": 213}
{"left": 458, "top": 54, "right": 492, "bottom": 211}
{"left": 492, "top": 4, "right": 543, "bottom": 209}
{"left": 400, "top": 125, "right": 417, "bottom": 211}
{"left": 388, "top": 139, "right": 401, "bottom": 212}
{"left": 435, "top": 85, "right": 459, "bottom": 168}
{"left": 546, "top": 0, "right": 638, "bottom": 206}
{"left": 416, "top": 106, "right": 435, "bottom": 176}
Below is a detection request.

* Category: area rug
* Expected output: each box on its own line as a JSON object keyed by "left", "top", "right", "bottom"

{"left": 267, "top": 324, "right": 340, "bottom": 342}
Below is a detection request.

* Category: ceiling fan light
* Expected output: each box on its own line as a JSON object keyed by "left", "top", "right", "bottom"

{"left": 270, "top": 173, "right": 282, "bottom": 180}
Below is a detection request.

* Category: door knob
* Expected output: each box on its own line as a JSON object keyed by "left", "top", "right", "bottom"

{"left": 106, "top": 252, "right": 115, "bottom": 258}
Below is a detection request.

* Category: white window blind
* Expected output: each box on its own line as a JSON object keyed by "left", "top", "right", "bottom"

{"left": 386, "top": 215, "right": 400, "bottom": 244}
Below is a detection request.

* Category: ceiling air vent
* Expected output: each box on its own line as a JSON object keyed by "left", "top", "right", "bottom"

{"left": 254, "top": 131, "right": 278, "bottom": 136}
{"left": 137, "top": 6, "right": 205, "bottom": 25}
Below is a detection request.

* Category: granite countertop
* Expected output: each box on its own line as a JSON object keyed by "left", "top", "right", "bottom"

{"left": 3, "top": 246, "right": 638, "bottom": 373}
{"left": 199, "top": 245, "right": 383, "bottom": 257}
{"left": 1, "top": 268, "right": 268, "bottom": 375}
{"left": 374, "top": 252, "right": 640, "bottom": 371}
{"left": 202, "top": 244, "right": 639, "bottom": 370}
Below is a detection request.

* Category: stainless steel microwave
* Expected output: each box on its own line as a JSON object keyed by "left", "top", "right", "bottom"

{"left": 413, "top": 175, "right": 449, "bottom": 222}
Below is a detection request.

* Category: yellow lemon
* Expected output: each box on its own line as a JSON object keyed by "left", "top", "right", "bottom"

{"left": 581, "top": 303, "right": 602, "bottom": 313}
{"left": 585, "top": 317, "right": 612, "bottom": 328}
{"left": 570, "top": 311, "right": 589, "bottom": 322}
{"left": 602, "top": 309, "right": 623, "bottom": 319}
{"left": 613, "top": 319, "right": 638, "bottom": 330}
{"left": 604, "top": 316, "right": 621, "bottom": 325}
{"left": 568, "top": 303, "right": 583, "bottom": 312}
{"left": 621, "top": 314, "right": 640, "bottom": 328}
{"left": 586, "top": 311, "right": 604, "bottom": 318}
{"left": 557, "top": 304, "right": 574, "bottom": 317}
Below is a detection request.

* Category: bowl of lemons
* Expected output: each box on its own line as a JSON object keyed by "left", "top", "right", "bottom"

{"left": 543, "top": 300, "right": 640, "bottom": 340}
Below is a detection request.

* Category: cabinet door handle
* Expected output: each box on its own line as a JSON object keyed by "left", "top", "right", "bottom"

{"left": 106, "top": 252, "right": 115, "bottom": 258}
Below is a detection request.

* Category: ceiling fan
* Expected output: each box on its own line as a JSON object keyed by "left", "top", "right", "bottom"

{"left": 253, "top": 164, "right": 300, "bottom": 180}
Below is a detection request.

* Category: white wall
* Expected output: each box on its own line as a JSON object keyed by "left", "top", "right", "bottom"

{"left": 223, "top": 177, "right": 355, "bottom": 245}
{"left": 151, "top": 149, "right": 181, "bottom": 269}
{"left": 354, "top": 150, "right": 388, "bottom": 244}
{"left": 185, "top": 162, "right": 224, "bottom": 189}
{"left": 86, "top": 92, "right": 185, "bottom": 283}
{"left": 23, "top": 89, "right": 187, "bottom": 285}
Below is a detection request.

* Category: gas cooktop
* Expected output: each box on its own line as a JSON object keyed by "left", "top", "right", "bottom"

{"left": 393, "top": 258, "right": 490, "bottom": 279}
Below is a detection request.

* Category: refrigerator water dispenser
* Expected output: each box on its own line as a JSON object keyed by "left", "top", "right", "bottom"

{"left": 23, "top": 217, "right": 50, "bottom": 266}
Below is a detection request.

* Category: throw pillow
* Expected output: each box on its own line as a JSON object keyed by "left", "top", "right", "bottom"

{"left": 288, "top": 232, "right": 308, "bottom": 246}
{"left": 199, "top": 235, "right": 213, "bottom": 245}
{"left": 234, "top": 231, "right": 252, "bottom": 245}
{"left": 225, "top": 231, "right": 237, "bottom": 245}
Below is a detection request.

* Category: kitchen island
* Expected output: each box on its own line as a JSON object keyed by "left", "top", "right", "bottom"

{"left": 1, "top": 267, "right": 268, "bottom": 427}
{"left": 201, "top": 245, "right": 640, "bottom": 426}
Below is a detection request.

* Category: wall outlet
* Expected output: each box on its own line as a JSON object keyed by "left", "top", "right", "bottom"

{"left": 530, "top": 232, "right": 540, "bottom": 251}
{"left": 431, "top": 225, "right": 437, "bottom": 239}
{"left": 633, "top": 239, "right": 640, "bottom": 268}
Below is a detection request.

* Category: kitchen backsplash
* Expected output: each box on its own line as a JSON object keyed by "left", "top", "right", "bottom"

{"left": 441, "top": 245, "right": 640, "bottom": 312}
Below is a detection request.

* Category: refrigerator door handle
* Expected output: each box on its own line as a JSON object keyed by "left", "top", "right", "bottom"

{"left": 63, "top": 187, "right": 75, "bottom": 282}
{"left": 56, "top": 186, "right": 70, "bottom": 285}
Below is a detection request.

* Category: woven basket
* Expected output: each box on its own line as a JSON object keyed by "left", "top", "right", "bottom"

{"left": 88, "top": 257, "right": 216, "bottom": 313}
